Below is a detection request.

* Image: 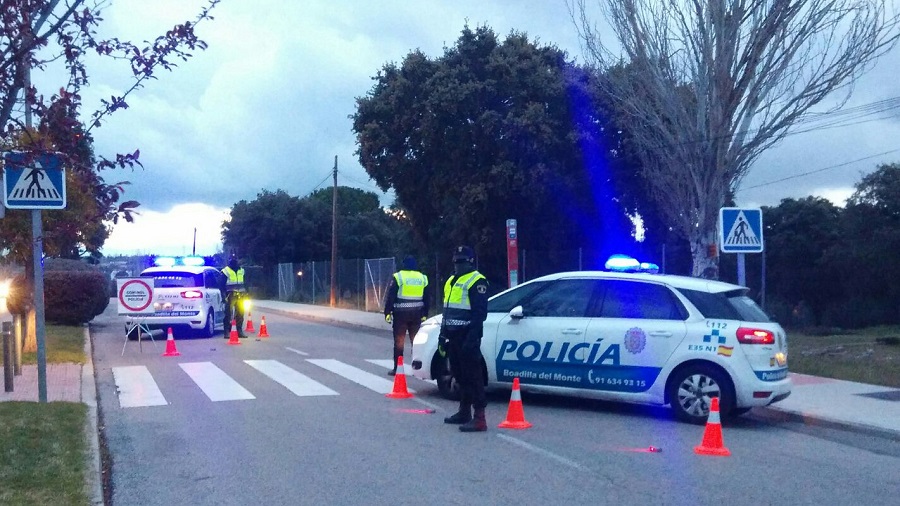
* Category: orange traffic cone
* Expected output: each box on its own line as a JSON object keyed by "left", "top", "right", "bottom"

{"left": 227, "top": 320, "right": 241, "bottom": 346}
{"left": 498, "top": 377, "right": 532, "bottom": 429}
{"left": 245, "top": 312, "right": 255, "bottom": 333}
{"left": 257, "top": 316, "right": 270, "bottom": 338}
{"left": 385, "top": 356, "right": 414, "bottom": 399}
{"left": 694, "top": 397, "right": 731, "bottom": 456}
{"left": 162, "top": 327, "right": 181, "bottom": 357}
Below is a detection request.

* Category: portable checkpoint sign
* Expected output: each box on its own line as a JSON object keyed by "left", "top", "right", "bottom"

{"left": 117, "top": 277, "right": 155, "bottom": 315}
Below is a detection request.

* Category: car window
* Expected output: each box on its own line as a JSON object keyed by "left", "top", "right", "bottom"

{"left": 597, "top": 280, "right": 687, "bottom": 320}
{"left": 675, "top": 288, "right": 770, "bottom": 322}
{"left": 204, "top": 271, "right": 220, "bottom": 289}
{"left": 144, "top": 272, "right": 202, "bottom": 288}
{"left": 487, "top": 281, "right": 547, "bottom": 313}
{"left": 520, "top": 279, "right": 600, "bottom": 318}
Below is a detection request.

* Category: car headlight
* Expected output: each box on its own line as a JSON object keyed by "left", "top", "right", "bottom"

{"left": 0, "top": 281, "right": 10, "bottom": 298}
{"left": 243, "top": 298, "right": 252, "bottom": 311}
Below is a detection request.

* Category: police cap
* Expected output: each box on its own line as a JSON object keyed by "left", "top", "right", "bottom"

{"left": 452, "top": 245, "right": 475, "bottom": 263}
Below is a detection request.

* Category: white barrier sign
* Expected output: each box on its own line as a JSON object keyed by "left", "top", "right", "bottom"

{"left": 117, "top": 277, "right": 154, "bottom": 316}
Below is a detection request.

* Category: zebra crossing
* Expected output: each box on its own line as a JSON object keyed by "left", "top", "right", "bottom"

{"left": 111, "top": 358, "right": 417, "bottom": 408}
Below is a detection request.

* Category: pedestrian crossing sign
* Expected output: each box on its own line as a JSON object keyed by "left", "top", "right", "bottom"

{"left": 719, "top": 207, "right": 764, "bottom": 253}
{"left": 3, "top": 151, "right": 67, "bottom": 209}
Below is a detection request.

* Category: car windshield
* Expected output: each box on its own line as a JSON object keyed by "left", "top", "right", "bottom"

{"left": 676, "top": 288, "right": 771, "bottom": 322}
{"left": 143, "top": 272, "right": 202, "bottom": 288}
{"left": 487, "top": 281, "right": 547, "bottom": 313}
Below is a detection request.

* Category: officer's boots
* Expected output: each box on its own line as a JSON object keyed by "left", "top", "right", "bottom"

{"left": 444, "top": 403, "right": 472, "bottom": 424}
{"left": 224, "top": 323, "right": 231, "bottom": 339}
{"left": 459, "top": 408, "right": 487, "bottom": 432}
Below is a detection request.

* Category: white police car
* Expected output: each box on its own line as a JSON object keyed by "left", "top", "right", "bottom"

{"left": 137, "top": 256, "right": 226, "bottom": 338}
{"left": 410, "top": 256, "right": 791, "bottom": 424}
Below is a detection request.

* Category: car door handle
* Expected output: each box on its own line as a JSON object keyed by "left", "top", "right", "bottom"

{"left": 561, "top": 329, "right": 583, "bottom": 335}
{"left": 649, "top": 331, "right": 673, "bottom": 338}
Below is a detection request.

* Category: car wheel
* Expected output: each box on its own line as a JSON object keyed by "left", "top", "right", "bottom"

{"left": 202, "top": 311, "right": 215, "bottom": 338}
{"left": 667, "top": 364, "right": 734, "bottom": 424}
{"left": 433, "top": 355, "right": 461, "bottom": 401}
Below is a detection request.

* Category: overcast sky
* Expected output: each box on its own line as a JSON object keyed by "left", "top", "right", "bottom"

{"left": 82, "top": 0, "right": 900, "bottom": 256}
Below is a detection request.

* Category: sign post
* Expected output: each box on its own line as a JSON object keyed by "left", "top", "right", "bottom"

{"left": 719, "top": 207, "right": 764, "bottom": 287}
{"left": 3, "top": 151, "right": 67, "bottom": 402}
{"left": 506, "top": 219, "right": 519, "bottom": 288}
{"left": 117, "top": 277, "right": 156, "bottom": 355}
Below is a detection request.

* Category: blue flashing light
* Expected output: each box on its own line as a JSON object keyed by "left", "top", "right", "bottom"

{"left": 640, "top": 262, "right": 660, "bottom": 274}
{"left": 182, "top": 256, "right": 206, "bottom": 266}
{"left": 605, "top": 254, "right": 640, "bottom": 272}
{"left": 154, "top": 256, "right": 177, "bottom": 267}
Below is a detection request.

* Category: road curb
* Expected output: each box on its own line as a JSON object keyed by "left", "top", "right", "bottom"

{"left": 754, "top": 406, "right": 899, "bottom": 441}
{"left": 255, "top": 306, "right": 387, "bottom": 334}
{"left": 81, "top": 324, "right": 104, "bottom": 505}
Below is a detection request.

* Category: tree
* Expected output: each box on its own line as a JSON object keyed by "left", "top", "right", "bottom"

{"left": 1, "top": 0, "right": 220, "bottom": 351}
{"left": 353, "top": 25, "right": 643, "bottom": 281}
{"left": 570, "top": 0, "right": 900, "bottom": 278}
{"left": 222, "top": 187, "right": 411, "bottom": 268}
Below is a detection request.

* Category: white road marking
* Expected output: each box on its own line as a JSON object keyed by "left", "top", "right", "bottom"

{"left": 285, "top": 347, "right": 309, "bottom": 356}
{"left": 179, "top": 362, "right": 255, "bottom": 402}
{"left": 112, "top": 366, "right": 168, "bottom": 408}
{"left": 497, "top": 433, "right": 586, "bottom": 471}
{"left": 307, "top": 359, "right": 414, "bottom": 395}
{"left": 365, "top": 359, "right": 412, "bottom": 375}
{"left": 245, "top": 360, "right": 338, "bottom": 397}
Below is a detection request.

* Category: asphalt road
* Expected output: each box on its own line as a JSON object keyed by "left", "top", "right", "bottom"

{"left": 91, "top": 308, "right": 900, "bottom": 506}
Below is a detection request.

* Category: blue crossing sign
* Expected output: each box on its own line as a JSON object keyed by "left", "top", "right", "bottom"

{"left": 3, "top": 151, "right": 67, "bottom": 209}
{"left": 719, "top": 207, "right": 764, "bottom": 253}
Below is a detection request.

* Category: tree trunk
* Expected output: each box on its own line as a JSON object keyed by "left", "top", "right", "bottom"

{"left": 22, "top": 308, "right": 37, "bottom": 353}
{"left": 690, "top": 228, "right": 719, "bottom": 279}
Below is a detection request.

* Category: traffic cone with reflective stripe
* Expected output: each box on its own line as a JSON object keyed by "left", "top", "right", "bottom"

{"left": 162, "top": 327, "right": 180, "bottom": 357}
{"left": 694, "top": 397, "right": 731, "bottom": 456}
{"left": 498, "top": 377, "right": 532, "bottom": 429}
{"left": 257, "top": 316, "right": 270, "bottom": 338}
{"left": 245, "top": 312, "right": 255, "bottom": 333}
{"left": 385, "top": 356, "right": 414, "bottom": 399}
{"left": 227, "top": 320, "right": 241, "bottom": 346}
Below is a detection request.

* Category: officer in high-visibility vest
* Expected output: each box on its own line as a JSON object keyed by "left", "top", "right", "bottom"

{"left": 440, "top": 245, "right": 489, "bottom": 432}
{"left": 222, "top": 256, "right": 247, "bottom": 338}
{"left": 383, "top": 255, "right": 429, "bottom": 376}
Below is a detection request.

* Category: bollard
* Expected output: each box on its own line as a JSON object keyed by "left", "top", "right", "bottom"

{"left": 3, "top": 321, "right": 12, "bottom": 392}
{"left": 13, "top": 314, "right": 22, "bottom": 376}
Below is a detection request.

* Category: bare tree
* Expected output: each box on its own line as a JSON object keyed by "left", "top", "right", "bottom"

{"left": 570, "top": 0, "right": 900, "bottom": 278}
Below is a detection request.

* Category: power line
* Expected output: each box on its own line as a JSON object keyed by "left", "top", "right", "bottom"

{"left": 742, "top": 148, "right": 900, "bottom": 190}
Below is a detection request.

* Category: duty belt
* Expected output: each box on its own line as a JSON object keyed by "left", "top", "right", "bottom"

{"left": 394, "top": 301, "right": 424, "bottom": 309}
{"left": 443, "top": 318, "right": 470, "bottom": 327}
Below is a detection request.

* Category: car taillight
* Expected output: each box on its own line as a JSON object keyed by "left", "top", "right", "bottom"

{"left": 181, "top": 290, "right": 203, "bottom": 299}
{"left": 736, "top": 327, "right": 775, "bottom": 345}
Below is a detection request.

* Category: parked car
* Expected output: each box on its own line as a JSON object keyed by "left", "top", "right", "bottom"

{"left": 135, "top": 257, "right": 226, "bottom": 338}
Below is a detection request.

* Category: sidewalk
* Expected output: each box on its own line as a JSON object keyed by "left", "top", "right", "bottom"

{"left": 254, "top": 300, "right": 900, "bottom": 439}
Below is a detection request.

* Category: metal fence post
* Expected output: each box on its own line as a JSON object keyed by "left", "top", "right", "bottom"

{"left": 3, "top": 321, "right": 13, "bottom": 392}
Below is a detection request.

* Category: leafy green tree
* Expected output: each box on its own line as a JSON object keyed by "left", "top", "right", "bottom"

{"left": 823, "top": 164, "right": 900, "bottom": 327}
{"left": 353, "top": 25, "right": 644, "bottom": 281}
{"left": 760, "top": 197, "right": 842, "bottom": 325}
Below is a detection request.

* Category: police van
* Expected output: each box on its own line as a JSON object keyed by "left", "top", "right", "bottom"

{"left": 136, "top": 256, "right": 226, "bottom": 338}
{"left": 410, "top": 256, "right": 791, "bottom": 424}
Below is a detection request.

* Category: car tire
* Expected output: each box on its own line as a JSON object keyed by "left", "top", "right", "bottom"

{"left": 201, "top": 311, "right": 215, "bottom": 338}
{"left": 433, "top": 355, "right": 461, "bottom": 401}
{"left": 667, "top": 364, "right": 734, "bottom": 425}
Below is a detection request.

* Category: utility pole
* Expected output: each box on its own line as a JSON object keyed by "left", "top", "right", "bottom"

{"left": 330, "top": 155, "right": 338, "bottom": 307}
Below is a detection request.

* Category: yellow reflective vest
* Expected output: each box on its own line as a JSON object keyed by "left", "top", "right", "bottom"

{"left": 393, "top": 270, "right": 428, "bottom": 310}
{"left": 442, "top": 271, "right": 486, "bottom": 329}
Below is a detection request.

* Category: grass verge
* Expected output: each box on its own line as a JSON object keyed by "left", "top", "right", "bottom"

{"left": 22, "top": 324, "right": 86, "bottom": 365}
{"left": 788, "top": 325, "right": 900, "bottom": 388}
{"left": 0, "top": 402, "right": 88, "bottom": 506}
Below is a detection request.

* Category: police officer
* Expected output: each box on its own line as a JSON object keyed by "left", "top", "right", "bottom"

{"left": 441, "top": 246, "right": 490, "bottom": 432}
{"left": 383, "top": 255, "right": 429, "bottom": 376}
{"left": 222, "top": 256, "right": 247, "bottom": 338}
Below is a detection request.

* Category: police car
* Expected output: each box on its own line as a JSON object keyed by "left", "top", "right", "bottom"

{"left": 136, "top": 256, "right": 226, "bottom": 338}
{"left": 410, "top": 255, "right": 791, "bottom": 424}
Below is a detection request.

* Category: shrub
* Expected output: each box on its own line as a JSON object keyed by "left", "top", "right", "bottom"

{"left": 44, "top": 270, "right": 109, "bottom": 324}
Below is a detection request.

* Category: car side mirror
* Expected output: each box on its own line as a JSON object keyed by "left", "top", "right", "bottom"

{"left": 509, "top": 305, "right": 524, "bottom": 319}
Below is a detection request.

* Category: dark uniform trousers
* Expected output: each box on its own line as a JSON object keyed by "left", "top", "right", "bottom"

{"left": 445, "top": 327, "right": 486, "bottom": 410}
{"left": 224, "top": 291, "right": 245, "bottom": 333}
{"left": 392, "top": 310, "right": 422, "bottom": 349}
